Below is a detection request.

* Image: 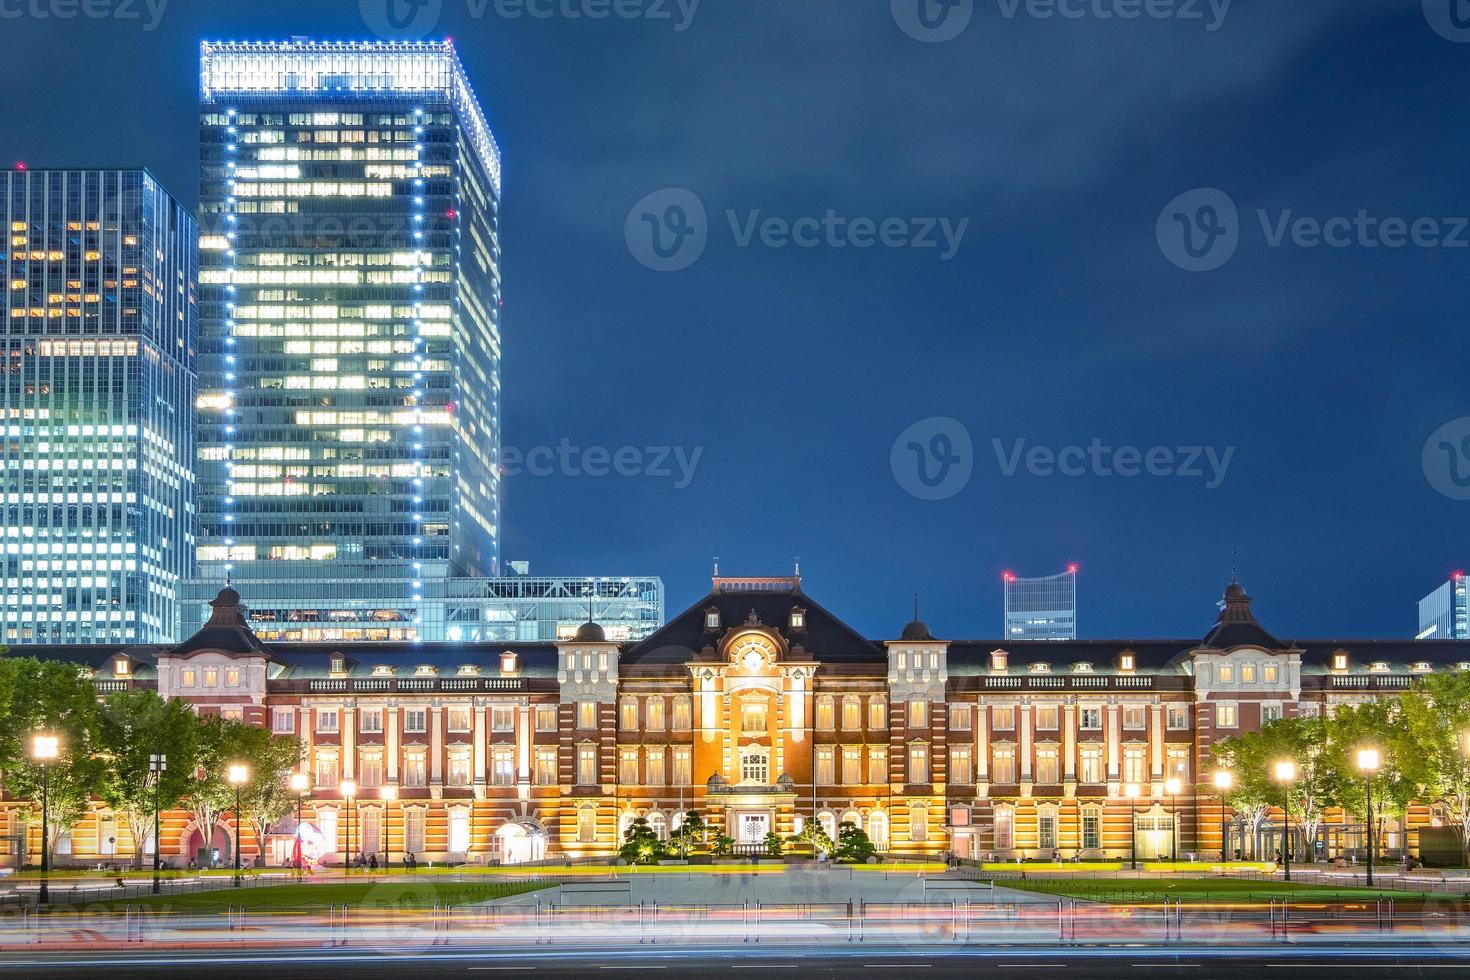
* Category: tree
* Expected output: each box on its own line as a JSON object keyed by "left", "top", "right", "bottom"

{"left": 618, "top": 817, "right": 665, "bottom": 865}
{"left": 1396, "top": 671, "right": 1470, "bottom": 851}
{"left": 787, "top": 821, "right": 833, "bottom": 856}
{"left": 832, "top": 821, "right": 876, "bottom": 863}
{"left": 710, "top": 833, "right": 736, "bottom": 857}
{"left": 179, "top": 714, "right": 241, "bottom": 865}
{"left": 763, "top": 831, "right": 785, "bottom": 857}
{"left": 238, "top": 729, "right": 304, "bottom": 863}
{"left": 669, "top": 810, "right": 706, "bottom": 854}
{"left": 1213, "top": 717, "right": 1331, "bottom": 861}
{"left": 1321, "top": 697, "right": 1416, "bottom": 851}
{"left": 94, "top": 690, "right": 200, "bottom": 868}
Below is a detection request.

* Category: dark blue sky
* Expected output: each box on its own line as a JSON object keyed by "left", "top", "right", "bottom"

{"left": 4, "top": 0, "right": 1468, "bottom": 640}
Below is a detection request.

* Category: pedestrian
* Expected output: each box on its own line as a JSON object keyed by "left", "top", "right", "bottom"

{"left": 370, "top": 854, "right": 378, "bottom": 871}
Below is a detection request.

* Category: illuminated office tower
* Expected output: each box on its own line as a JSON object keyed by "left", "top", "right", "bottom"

{"left": 1, "top": 168, "right": 198, "bottom": 643}
{"left": 195, "top": 40, "right": 502, "bottom": 599}
{"left": 1418, "top": 572, "right": 1468, "bottom": 640}
{"left": 1003, "top": 565, "right": 1078, "bottom": 641}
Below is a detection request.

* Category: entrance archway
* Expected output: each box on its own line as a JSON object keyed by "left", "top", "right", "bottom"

{"left": 494, "top": 819, "right": 548, "bottom": 865}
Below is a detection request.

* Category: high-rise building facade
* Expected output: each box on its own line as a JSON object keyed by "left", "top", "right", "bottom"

{"left": 1417, "top": 572, "right": 1468, "bottom": 639}
{"left": 1, "top": 168, "right": 198, "bottom": 643}
{"left": 1003, "top": 566, "right": 1078, "bottom": 640}
{"left": 195, "top": 40, "right": 503, "bottom": 599}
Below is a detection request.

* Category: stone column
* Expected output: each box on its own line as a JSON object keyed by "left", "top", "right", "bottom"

{"left": 386, "top": 704, "right": 400, "bottom": 782}
{"left": 342, "top": 706, "right": 356, "bottom": 779}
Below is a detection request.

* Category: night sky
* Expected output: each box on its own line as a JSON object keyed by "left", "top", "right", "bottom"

{"left": 3, "top": 0, "right": 1468, "bottom": 641}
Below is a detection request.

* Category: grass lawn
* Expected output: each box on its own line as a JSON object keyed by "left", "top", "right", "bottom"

{"left": 85, "top": 879, "right": 550, "bottom": 912}
{"left": 999, "top": 876, "right": 1455, "bottom": 905}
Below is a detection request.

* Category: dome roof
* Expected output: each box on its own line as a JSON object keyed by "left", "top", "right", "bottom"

{"left": 900, "top": 619, "right": 934, "bottom": 641}
{"left": 572, "top": 620, "right": 606, "bottom": 643}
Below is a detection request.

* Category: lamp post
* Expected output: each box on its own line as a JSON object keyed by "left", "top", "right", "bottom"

{"left": 1356, "top": 747, "right": 1381, "bottom": 888}
{"left": 227, "top": 763, "right": 249, "bottom": 886}
{"left": 290, "top": 773, "right": 309, "bottom": 874}
{"left": 30, "top": 734, "right": 58, "bottom": 905}
{"left": 1125, "top": 783, "right": 1141, "bottom": 870}
{"left": 341, "top": 779, "right": 357, "bottom": 872}
{"left": 149, "top": 754, "right": 166, "bottom": 895}
{"left": 379, "top": 786, "right": 397, "bottom": 872}
{"left": 1273, "top": 759, "right": 1297, "bottom": 882}
{"left": 1165, "top": 777, "right": 1182, "bottom": 862}
{"left": 1213, "top": 770, "right": 1234, "bottom": 862}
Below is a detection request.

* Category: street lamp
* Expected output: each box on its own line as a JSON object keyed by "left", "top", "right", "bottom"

{"left": 1125, "top": 783, "right": 1141, "bottom": 870}
{"left": 1165, "top": 777, "right": 1182, "bottom": 862}
{"left": 1273, "top": 759, "right": 1297, "bottom": 882}
{"left": 30, "top": 734, "right": 58, "bottom": 905}
{"left": 380, "top": 786, "right": 398, "bottom": 872}
{"left": 149, "top": 754, "right": 166, "bottom": 894}
{"left": 227, "top": 763, "right": 249, "bottom": 886}
{"left": 1213, "top": 770, "right": 1234, "bottom": 862}
{"left": 341, "top": 779, "right": 357, "bottom": 872}
{"left": 290, "top": 772, "right": 309, "bottom": 874}
{"left": 1356, "top": 747, "right": 1381, "bottom": 888}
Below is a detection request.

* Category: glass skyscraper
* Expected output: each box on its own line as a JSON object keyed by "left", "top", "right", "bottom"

{"left": 1003, "top": 566, "right": 1079, "bottom": 641}
{"left": 1417, "top": 573, "right": 1468, "bottom": 639}
{"left": 195, "top": 40, "right": 502, "bottom": 603}
{"left": 1, "top": 168, "right": 198, "bottom": 643}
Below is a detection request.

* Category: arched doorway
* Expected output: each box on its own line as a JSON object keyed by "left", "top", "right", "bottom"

{"left": 179, "top": 822, "right": 235, "bottom": 868}
{"left": 494, "top": 818, "right": 548, "bottom": 865}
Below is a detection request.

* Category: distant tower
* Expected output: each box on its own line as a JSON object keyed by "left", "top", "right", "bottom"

{"left": 1418, "top": 572, "right": 1469, "bottom": 640}
{"left": 1003, "top": 565, "right": 1078, "bottom": 641}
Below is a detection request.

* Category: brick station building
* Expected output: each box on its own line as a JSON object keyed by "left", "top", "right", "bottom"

{"left": 5, "top": 573, "right": 1468, "bottom": 867}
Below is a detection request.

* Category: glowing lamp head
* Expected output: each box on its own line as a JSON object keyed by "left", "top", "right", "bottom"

{"left": 379, "top": 785, "right": 398, "bottom": 802}
{"left": 1124, "top": 783, "right": 1140, "bottom": 800}
{"left": 30, "top": 734, "right": 58, "bottom": 762}
{"left": 1273, "top": 759, "right": 1297, "bottom": 783}
{"left": 1356, "top": 747, "right": 1381, "bottom": 774}
{"left": 290, "top": 772, "right": 309, "bottom": 793}
{"left": 1213, "top": 770, "right": 1234, "bottom": 791}
{"left": 227, "top": 763, "right": 249, "bottom": 786}
{"left": 1164, "top": 777, "right": 1182, "bottom": 795}
{"left": 340, "top": 779, "right": 357, "bottom": 799}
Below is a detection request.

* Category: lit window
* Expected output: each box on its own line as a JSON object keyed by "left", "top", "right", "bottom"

{"left": 992, "top": 706, "right": 1015, "bottom": 730}
{"left": 578, "top": 702, "right": 597, "bottom": 729}
{"left": 815, "top": 696, "right": 835, "bottom": 731}
{"left": 909, "top": 700, "right": 929, "bottom": 728}
{"left": 535, "top": 705, "right": 559, "bottom": 731}
{"left": 869, "top": 698, "right": 887, "bottom": 730}
{"left": 577, "top": 745, "right": 598, "bottom": 785}
{"left": 991, "top": 650, "right": 1008, "bottom": 672}
{"left": 950, "top": 744, "right": 973, "bottom": 785}
{"left": 1119, "top": 653, "right": 1136, "bottom": 672}
{"left": 1332, "top": 652, "right": 1349, "bottom": 671}
{"left": 1034, "top": 706, "right": 1058, "bottom": 730}
{"left": 1217, "top": 703, "right": 1239, "bottom": 728}
{"left": 949, "top": 704, "right": 972, "bottom": 731}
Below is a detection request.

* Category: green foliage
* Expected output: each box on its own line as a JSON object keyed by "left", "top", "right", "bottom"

{"left": 618, "top": 817, "right": 666, "bottom": 865}
{"left": 1395, "top": 671, "right": 1470, "bottom": 844}
{"left": 763, "top": 831, "right": 785, "bottom": 856}
{"left": 668, "top": 810, "right": 706, "bottom": 854}
{"left": 788, "top": 821, "right": 834, "bottom": 855}
{"left": 711, "top": 833, "right": 736, "bottom": 856}
{"left": 0, "top": 657, "right": 106, "bottom": 844}
{"left": 832, "top": 821, "right": 876, "bottom": 863}
{"left": 95, "top": 690, "right": 202, "bottom": 866}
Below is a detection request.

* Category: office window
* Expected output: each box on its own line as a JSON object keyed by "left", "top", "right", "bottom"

{"left": 1079, "top": 707, "right": 1102, "bottom": 730}
{"left": 992, "top": 707, "right": 1014, "bottom": 731}
{"left": 272, "top": 709, "right": 296, "bottom": 734}
{"left": 646, "top": 747, "right": 666, "bottom": 786}
{"left": 317, "top": 709, "right": 339, "bottom": 733}
{"left": 1122, "top": 706, "right": 1146, "bottom": 730}
{"left": 909, "top": 700, "right": 929, "bottom": 728}
{"left": 491, "top": 707, "right": 515, "bottom": 733}
{"left": 1123, "top": 747, "right": 1146, "bottom": 785}
{"left": 403, "top": 751, "right": 426, "bottom": 788}
{"left": 1080, "top": 745, "right": 1103, "bottom": 783}
{"left": 404, "top": 709, "right": 427, "bottom": 733}
{"left": 1216, "top": 703, "right": 1239, "bottom": 728}
{"left": 673, "top": 746, "right": 692, "bottom": 786}
{"left": 577, "top": 745, "right": 598, "bottom": 786}
{"left": 908, "top": 743, "right": 929, "bottom": 784}
{"left": 578, "top": 701, "right": 597, "bottom": 730}
{"left": 646, "top": 697, "right": 666, "bottom": 732}
{"left": 1034, "top": 706, "right": 1058, "bottom": 730}
{"left": 492, "top": 746, "right": 515, "bottom": 786}
{"left": 949, "top": 704, "right": 972, "bottom": 731}
{"left": 620, "top": 698, "right": 639, "bottom": 731}
{"left": 869, "top": 698, "right": 886, "bottom": 730}
{"left": 536, "top": 705, "right": 559, "bottom": 732}
{"left": 1036, "top": 746, "right": 1059, "bottom": 784}
{"left": 447, "top": 707, "right": 471, "bottom": 732}
{"left": 842, "top": 745, "right": 862, "bottom": 785}
{"left": 816, "top": 746, "right": 836, "bottom": 785}
{"left": 619, "top": 748, "right": 639, "bottom": 785}
{"left": 815, "top": 696, "right": 835, "bottom": 731}
{"left": 992, "top": 747, "right": 1016, "bottom": 784}
{"left": 1081, "top": 810, "right": 1101, "bottom": 850}
{"left": 842, "top": 696, "right": 862, "bottom": 731}
{"left": 535, "top": 747, "right": 557, "bottom": 785}
{"left": 578, "top": 807, "right": 597, "bottom": 843}
{"left": 950, "top": 744, "right": 973, "bottom": 785}
{"left": 1166, "top": 705, "right": 1189, "bottom": 730}
{"left": 359, "top": 709, "right": 383, "bottom": 734}
{"left": 672, "top": 697, "right": 692, "bottom": 731}
{"left": 447, "top": 750, "right": 471, "bottom": 787}
{"left": 404, "top": 808, "right": 426, "bottom": 854}
{"left": 869, "top": 746, "right": 888, "bottom": 784}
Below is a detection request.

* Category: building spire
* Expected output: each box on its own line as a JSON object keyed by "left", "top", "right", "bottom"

{"left": 913, "top": 592, "right": 920, "bottom": 622}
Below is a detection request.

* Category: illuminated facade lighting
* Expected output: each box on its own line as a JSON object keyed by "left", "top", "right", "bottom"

{"left": 0, "top": 168, "right": 198, "bottom": 644}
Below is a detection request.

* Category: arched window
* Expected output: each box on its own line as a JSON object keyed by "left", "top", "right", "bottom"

{"left": 618, "top": 810, "right": 636, "bottom": 839}
{"left": 840, "top": 809, "right": 861, "bottom": 831}
{"left": 648, "top": 811, "right": 667, "bottom": 840}
{"left": 817, "top": 810, "right": 838, "bottom": 843}
{"left": 866, "top": 811, "right": 888, "bottom": 849}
